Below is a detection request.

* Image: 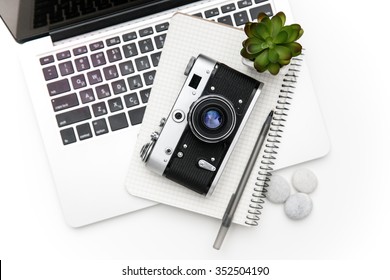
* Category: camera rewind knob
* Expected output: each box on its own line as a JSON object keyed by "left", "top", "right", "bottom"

{"left": 184, "top": 56, "right": 196, "bottom": 76}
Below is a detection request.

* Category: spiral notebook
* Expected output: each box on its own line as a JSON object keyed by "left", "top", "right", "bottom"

{"left": 125, "top": 13, "right": 329, "bottom": 226}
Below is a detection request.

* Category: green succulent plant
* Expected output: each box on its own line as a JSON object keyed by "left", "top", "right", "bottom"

{"left": 241, "top": 12, "right": 304, "bottom": 75}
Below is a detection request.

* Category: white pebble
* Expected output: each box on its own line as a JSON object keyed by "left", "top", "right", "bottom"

{"left": 292, "top": 168, "right": 318, "bottom": 194}
{"left": 284, "top": 193, "right": 313, "bottom": 220}
{"left": 266, "top": 175, "right": 291, "bottom": 204}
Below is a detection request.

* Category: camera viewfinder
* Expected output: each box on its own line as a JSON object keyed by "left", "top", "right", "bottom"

{"left": 189, "top": 74, "right": 202, "bottom": 89}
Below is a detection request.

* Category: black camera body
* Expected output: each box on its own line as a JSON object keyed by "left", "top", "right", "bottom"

{"left": 141, "top": 54, "right": 263, "bottom": 195}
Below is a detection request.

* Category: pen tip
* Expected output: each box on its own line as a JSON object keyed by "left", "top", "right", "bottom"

{"left": 268, "top": 110, "right": 274, "bottom": 118}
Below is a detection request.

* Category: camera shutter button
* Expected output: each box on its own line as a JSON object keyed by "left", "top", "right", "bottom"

{"left": 198, "top": 159, "right": 216, "bottom": 172}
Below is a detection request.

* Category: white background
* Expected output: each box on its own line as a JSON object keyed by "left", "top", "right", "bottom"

{"left": 1, "top": 0, "right": 389, "bottom": 261}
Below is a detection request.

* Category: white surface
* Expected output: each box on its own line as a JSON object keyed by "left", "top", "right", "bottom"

{"left": 1, "top": 0, "right": 390, "bottom": 259}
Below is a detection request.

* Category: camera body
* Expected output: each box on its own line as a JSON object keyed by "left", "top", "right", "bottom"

{"left": 141, "top": 54, "right": 263, "bottom": 196}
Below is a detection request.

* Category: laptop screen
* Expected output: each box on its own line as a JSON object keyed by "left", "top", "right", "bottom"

{"left": 0, "top": 0, "right": 201, "bottom": 43}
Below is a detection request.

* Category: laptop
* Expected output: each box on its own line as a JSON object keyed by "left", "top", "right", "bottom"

{"left": 0, "top": 0, "right": 293, "bottom": 227}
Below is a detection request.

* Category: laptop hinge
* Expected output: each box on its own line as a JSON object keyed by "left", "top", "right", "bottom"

{"left": 49, "top": 0, "right": 200, "bottom": 43}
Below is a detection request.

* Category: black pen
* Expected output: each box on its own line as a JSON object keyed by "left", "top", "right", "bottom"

{"left": 213, "top": 110, "right": 274, "bottom": 250}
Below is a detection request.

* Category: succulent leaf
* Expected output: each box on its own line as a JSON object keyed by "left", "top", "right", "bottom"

{"left": 244, "top": 23, "right": 254, "bottom": 37}
{"left": 271, "top": 14, "right": 283, "bottom": 37}
{"left": 268, "top": 48, "right": 279, "bottom": 63}
{"left": 275, "top": 11, "right": 286, "bottom": 26}
{"left": 273, "top": 30, "right": 288, "bottom": 44}
{"left": 297, "top": 29, "right": 304, "bottom": 40}
{"left": 241, "top": 11, "right": 303, "bottom": 75}
{"left": 252, "top": 22, "right": 269, "bottom": 40}
{"left": 278, "top": 59, "right": 291, "bottom": 66}
{"left": 283, "top": 42, "right": 302, "bottom": 57}
{"left": 257, "top": 12, "right": 268, "bottom": 23}
{"left": 240, "top": 48, "right": 258, "bottom": 60}
{"left": 268, "top": 63, "right": 281, "bottom": 75}
{"left": 245, "top": 38, "right": 267, "bottom": 54}
{"left": 254, "top": 50, "right": 269, "bottom": 72}
{"left": 274, "top": 45, "right": 292, "bottom": 60}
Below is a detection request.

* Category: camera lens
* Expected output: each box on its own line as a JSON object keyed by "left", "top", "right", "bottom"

{"left": 188, "top": 95, "right": 236, "bottom": 143}
{"left": 202, "top": 109, "right": 223, "bottom": 129}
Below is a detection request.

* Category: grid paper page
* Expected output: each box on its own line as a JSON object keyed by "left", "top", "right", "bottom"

{"left": 126, "top": 14, "right": 292, "bottom": 226}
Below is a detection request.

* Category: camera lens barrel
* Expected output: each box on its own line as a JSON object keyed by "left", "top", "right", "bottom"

{"left": 188, "top": 95, "right": 236, "bottom": 143}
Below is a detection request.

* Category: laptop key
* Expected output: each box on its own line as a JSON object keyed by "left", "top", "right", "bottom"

{"left": 92, "top": 102, "right": 108, "bottom": 117}
{"left": 73, "top": 46, "right": 88, "bottom": 56}
{"left": 155, "top": 22, "right": 169, "bottom": 32}
{"left": 56, "top": 106, "right": 92, "bottom": 127}
{"left": 135, "top": 56, "right": 151, "bottom": 71}
{"left": 56, "top": 50, "right": 71, "bottom": 61}
{"left": 106, "top": 36, "right": 121, "bottom": 46}
{"left": 76, "top": 123, "right": 93, "bottom": 141}
{"left": 124, "top": 93, "right": 140, "bottom": 108}
{"left": 42, "top": 65, "right": 58, "bottom": 81}
{"left": 47, "top": 79, "right": 71, "bottom": 96}
{"left": 71, "top": 74, "right": 87, "bottom": 89}
{"left": 87, "top": 69, "right": 103, "bottom": 85}
{"left": 59, "top": 61, "right": 75, "bottom": 76}
{"left": 122, "top": 43, "right": 138, "bottom": 58}
{"left": 250, "top": 4, "right": 273, "bottom": 20}
{"left": 218, "top": 15, "right": 233, "bottom": 26}
{"left": 106, "top": 47, "right": 122, "bottom": 62}
{"left": 254, "top": 0, "right": 268, "bottom": 3}
{"left": 151, "top": 52, "right": 161, "bottom": 67}
{"left": 139, "top": 27, "right": 153, "bottom": 37}
{"left": 127, "top": 75, "right": 143, "bottom": 90}
{"left": 103, "top": 65, "right": 119, "bottom": 80}
{"left": 111, "top": 79, "right": 127, "bottom": 94}
{"left": 89, "top": 41, "right": 104, "bottom": 51}
{"left": 108, "top": 97, "right": 124, "bottom": 112}
{"left": 221, "top": 3, "right": 236, "bottom": 13}
{"left": 238, "top": 0, "right": 252, "bottom": 9}
{"left": 143, "top": 70, "right": 156, "bottom": 86}
{"left": 51, "top": 93, "right": 79, "bottom": 112}
{"left": 90, "top": 52, "right": 106, "bottom": 67}
{"left": 122, "top": 31, "right": 137, "bottom": 42}
{"left": 192, "top": 13, "right": 203, "bottom": 18}
{"left": 60, "top": 127, "right": 76, "bottom": 145}
{"left": 92, "top": 118, "right": 109, "bottom": 136}
{"left": 205, "top": 8, "right": 219, "bottom": 18}
{"left": 40, "top": 55, "right": 54, "bottom": 65}
{"left": 138, "top": 38, "right": 154, "bottom": 53}
{"left": 233, "top": 11, "right": 249, "bottom": 26}
{"left": 75, "top": 56, "right": 90, "bottom": 71}
{"left": 128, "top": 106, "right": 146, "bottom": 125}
{"left": 140, "top": 88, "right": 151, "bottom": 103}
{"left": 108, "top": 112, "right": 129, "bottom": 131}
{"left": 95, "top": 84, "right": 111, "bottom": 99}
{"left": 79, "top": 88, "right": 95, "bottom": 104}
{"left": 154, "top": 34, "right": 166, "bottom": 49}
{"left": 119, "top": 61, "right": 135, "bottom": 76}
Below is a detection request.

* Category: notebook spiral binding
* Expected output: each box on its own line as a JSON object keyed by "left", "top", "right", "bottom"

{"left": 245, "top": 56, "right": 303, "bottom": 226}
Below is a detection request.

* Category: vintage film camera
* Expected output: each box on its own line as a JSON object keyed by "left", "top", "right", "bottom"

{"left": 140, "top": 54, "right": 263, "bottom": 196}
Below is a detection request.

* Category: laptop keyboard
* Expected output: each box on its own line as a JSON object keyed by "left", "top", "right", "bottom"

{"left": 39, "top": 0, "right": 273, "bottom": 145}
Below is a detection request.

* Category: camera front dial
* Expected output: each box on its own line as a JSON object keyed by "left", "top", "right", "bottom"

{"left": 188, "top": 95, "right": 236, "bottom": 143}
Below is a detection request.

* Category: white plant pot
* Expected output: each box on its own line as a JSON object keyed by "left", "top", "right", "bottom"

{"left": 241, "top": 57, "right": 289, "bottom": 75}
